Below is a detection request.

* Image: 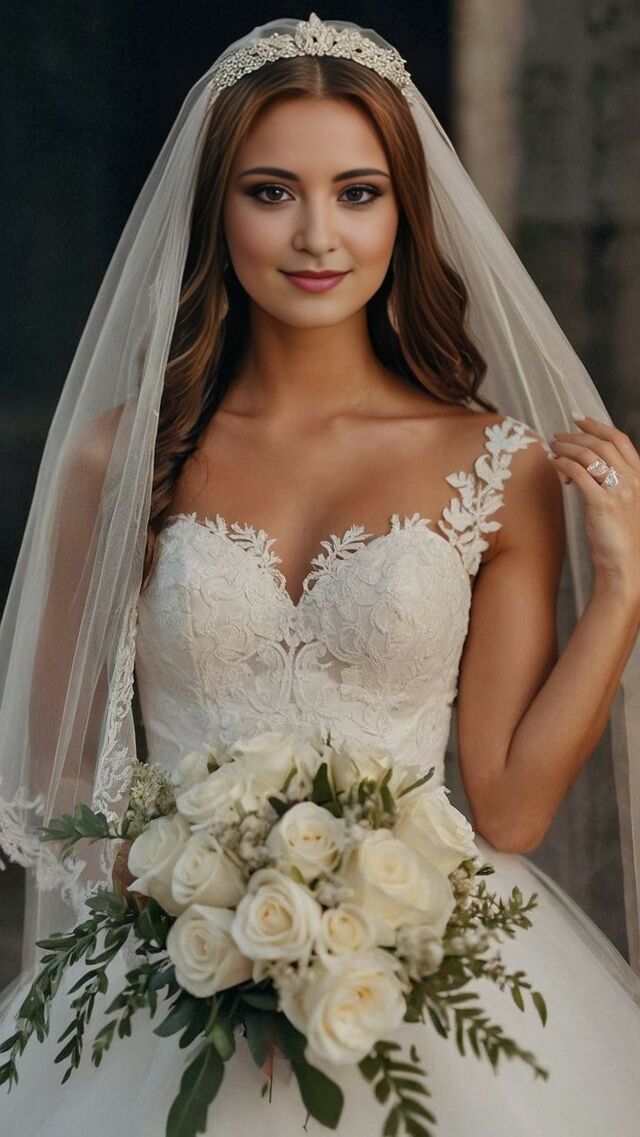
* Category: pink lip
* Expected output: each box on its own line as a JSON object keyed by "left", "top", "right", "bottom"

{"left": 282, "top": 271, "right": 349, "bottom": 293}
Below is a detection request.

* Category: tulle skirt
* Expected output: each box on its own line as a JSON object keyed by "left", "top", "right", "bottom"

{"left": 1, "top": 836, "right": 640, "bottom": 1137}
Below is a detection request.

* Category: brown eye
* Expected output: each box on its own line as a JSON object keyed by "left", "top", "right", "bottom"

{"left": 247, "top": 184, "right": 292, "bottom": 204}
{"left": 340, "top": 185, "right": 381, "bottom": 205}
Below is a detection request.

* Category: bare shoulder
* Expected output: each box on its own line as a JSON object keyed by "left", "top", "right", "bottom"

{"left": 65, "top": 402, "right": 133, "bottom": 480}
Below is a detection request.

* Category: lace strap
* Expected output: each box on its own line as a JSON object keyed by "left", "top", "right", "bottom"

{"left": 436, "top": 416, "right": 552, "bottom": 576}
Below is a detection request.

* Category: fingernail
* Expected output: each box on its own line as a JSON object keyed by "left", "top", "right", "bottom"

{"left": 570, "top": 411, "right": 586, "bottom": 421}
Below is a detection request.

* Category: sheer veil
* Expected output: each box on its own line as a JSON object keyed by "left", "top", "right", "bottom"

{"left": 0, "top": 13, "right": 638, "bottom": 1011}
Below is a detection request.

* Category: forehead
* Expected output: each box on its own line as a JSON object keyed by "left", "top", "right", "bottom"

{"left": 232, "top": 97, "right": 389, "bottom": 170}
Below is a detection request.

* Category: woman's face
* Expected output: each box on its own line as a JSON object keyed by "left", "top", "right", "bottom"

{"left": 222, "top": 96, "right": 399, "bottom": 327}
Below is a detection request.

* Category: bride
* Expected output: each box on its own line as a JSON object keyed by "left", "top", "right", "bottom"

{"left": 1, "top": 13, "right": 640, "bottom": 1136}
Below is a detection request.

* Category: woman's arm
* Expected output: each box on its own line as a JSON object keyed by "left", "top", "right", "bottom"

{"left": 455, "top": 432, "right": 640, "bottom": 854}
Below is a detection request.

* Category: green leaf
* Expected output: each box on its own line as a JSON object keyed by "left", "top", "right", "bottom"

{"left": 35, "top": 934, "right": 80, "bottom": 951}
{"left": 273, "top": 1015, "right": 307, "bottom": 1064}
{"left": 311, "top": 761, "right": 335, "bottom": 806}
{"left": 427, "top": 1007, "right": 448, "bottom": 1038}
{"left": 358, "top": 1052, "right": 382, "bottom": 1082}
{"left": 242, "top": 1008, "right": 274, "bottom": 1070}
{"left": 382, "top": 1105, "right": 400, "bottom": 1136}
{"left": 84, "top": 890, "right": 127, "bottom": 919}
{"left": 166, "top": 1044, "right": 224, "bottom": 1137}
{"left": 390, "top": 1078, "right": 431, "bottom": 1096}
{"left": 0, "top": 1032, "right": 21, "bottom": 1054}
{"left": 179, "top": 1002, "right": 210, "bottom": 1050}
{"left": 275, "top": 1017, "right": 343, "bottom": 1129}
{"left": 403, "top": 1098, "right": 438, "bottom": 1123}
{"left": 149, "top": 965, "right": 176, "bottom": 992}
{"left": 154, "top": 994, "right": 202, "bottom": 1038}
{"left": 67, "top": 968, "right": 101, "bottom": 994}
{"left": 240, "top": 987, "right": 279, "bottom": 1012}
{"left": 379, "top": 781, "right": 395, "bottom": 814}
{"left": 0, "top": 1060, "right": 17, "bottom": 1087}
{"left": 531, "top": 990, "right": 548, "bottom": 1026}
{"left": 374, "top": 1077, "right": 391, "bottom": 1103}
{"left": 207, "top": 1017, "right": 236, "bottom": 1062}
{"left": 267, "top": 795, "right": 288, "bottom": 817}
{"left": 397, "top": 768, "right": 435, "bottom": 798}
{"left": 510, "top": 985, "right": 525, "bottom": 1012}
{"left": 384, "top": 1061, "right": 427, "bottom": 1076}
{"left": 405, "top": 1117, "right": 433, "bottom": 1137}
{"left": 136, "top": 899, "right": 170, "bottom": 947}
{"left": 289, "top": 1058, "right": 344, "bottom": 1129}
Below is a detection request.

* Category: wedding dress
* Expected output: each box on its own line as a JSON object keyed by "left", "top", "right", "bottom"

{"left": 1, "top": 413, "right": 640, "bottom": 1137}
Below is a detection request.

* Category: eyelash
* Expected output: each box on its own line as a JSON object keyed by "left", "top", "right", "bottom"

{"left": 246, "top": 182, "right": 383, "bottom": 207}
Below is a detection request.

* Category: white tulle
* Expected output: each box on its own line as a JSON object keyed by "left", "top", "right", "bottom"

{"left": 1, "top": 412, "right": 640, "bottom": 1136}
{"left": 2, "top": 840, "right": 640, "bottom": 1136}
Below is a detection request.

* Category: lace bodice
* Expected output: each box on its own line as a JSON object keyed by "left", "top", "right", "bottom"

{"left": 134, "top": 416, "right": 549, "bottom": 785}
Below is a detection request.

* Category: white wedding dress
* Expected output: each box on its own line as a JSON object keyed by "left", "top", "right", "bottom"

{"left": 2, "top": 414, "right": 640, "bottom": 1136}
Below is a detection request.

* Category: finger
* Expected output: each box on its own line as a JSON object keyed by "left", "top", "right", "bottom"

{"left": 570, "top": 415, "right": 640, "bottom": 470}
{"left": 550, "top": 454, "right": 615, "bottom": 500}
{"left": 550, "top": 438, "right": 619, "bottom": 480}
{"left": 552, "top": 432, "right": 623, "bottom": 471}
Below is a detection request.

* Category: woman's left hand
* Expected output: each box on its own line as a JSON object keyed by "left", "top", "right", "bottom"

{"left": 549, "top": 415, "right": 640, "bottom": 601}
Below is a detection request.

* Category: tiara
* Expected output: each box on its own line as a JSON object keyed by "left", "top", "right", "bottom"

{"left": 207, "top": 11, "right": 414, "bottom": 105}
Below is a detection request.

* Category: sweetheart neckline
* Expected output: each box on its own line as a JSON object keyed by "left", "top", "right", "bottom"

{"left": 162, "top": 510, "right": 473, "bottom": 610}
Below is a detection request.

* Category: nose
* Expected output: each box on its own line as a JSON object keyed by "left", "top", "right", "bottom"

{"left": 292, "top": 196, "right": 339, "bottom": 256}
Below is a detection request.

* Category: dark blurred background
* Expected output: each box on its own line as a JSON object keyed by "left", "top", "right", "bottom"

{"left": 1, "top": 1, "right": 638, "bottom": 987}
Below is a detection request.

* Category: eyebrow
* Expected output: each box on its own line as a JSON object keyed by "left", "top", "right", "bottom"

{"left": 236, "top": 165, "right": 390, "bottom": 182}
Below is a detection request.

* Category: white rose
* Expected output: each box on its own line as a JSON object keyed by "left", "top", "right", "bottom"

{"left": 231, "top": 867, "right": 322, "bottom": 963}
{"left": 228, "top": 729, "right": 323, "bottom": 797}
{"left": 395, "top": 786, "right": 480, "bottom": 876}
{"left": 166, "top": 904, "right": 253, "bottom": 997}
{"left": 128, "top": 812, "right": 191, "bottom": 916}
{"left": 314, "top": 904, "right": 377, "bottom": 969}
{"left": 176, "top": 762, "right": 259, "bottom": 827}
{"left": 280, "top": 950, "right": 407, "bottom": 1065}
{"left": 171, "top": 831, "right": 246, "bottom": 909}
{"left": 340, "top": 829, "right": 456, "bottom": 939}
{"left": 330, "top": 741, "right": 427, "bottom": 803}
{"left": 265, "top": 802, "right": 346, "bottom": 882}
{"left": 171, "top": 748, "right": 211, "bottom": 792}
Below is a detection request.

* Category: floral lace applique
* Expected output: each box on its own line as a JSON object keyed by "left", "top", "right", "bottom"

{"left": 437, "top": 416, "right": 549, "bottom": 575}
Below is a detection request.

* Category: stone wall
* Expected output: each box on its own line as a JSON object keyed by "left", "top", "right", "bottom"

{"left": 449, "top": 0, "right": 640, "bottom": 959}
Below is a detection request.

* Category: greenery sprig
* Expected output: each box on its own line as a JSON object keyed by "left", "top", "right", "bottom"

{"left": 359, "top": 1040, "right": 436, "bottom": 1137}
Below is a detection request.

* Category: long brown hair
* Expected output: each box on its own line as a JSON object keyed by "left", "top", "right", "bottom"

{"left": 141, "top": 55, "right": 496, "bottom": 595}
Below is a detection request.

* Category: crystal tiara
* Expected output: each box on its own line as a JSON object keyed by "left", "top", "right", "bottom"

{"left": 207, "top": 11, "right": 414, "bottom": 104}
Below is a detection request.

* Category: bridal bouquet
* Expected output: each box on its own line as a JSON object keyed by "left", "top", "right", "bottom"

{"left": 0, "top": 727, "right": 549, "bottom": 1137}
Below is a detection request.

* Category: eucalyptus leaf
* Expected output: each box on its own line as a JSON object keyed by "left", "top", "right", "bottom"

{"left": 179, "top": 1002, "right": 210, "bottom": 1050}
{"left": 166, "top": 1044, "right": 224, "bottom": 1137}
{"left": 154, "top": 994, "right": 202, "bottom": 1038}
{"left": 275, "top": 1017, "right": 343, "bottom": 1129}
{"left": 207, "top": 1017, "right": 236, "bottom": 1061}
{"left": 531, "top": 990, "right": 547, "bottom": 1026}
{"left": 510, "top": 985, "right": 525, "bottom": 1012}
{"left": 240, "top": 987, "right": 279, "bottom": 1012}
{"left": 242, "top": 1007, "right": 274, "bottom": 1069}
{"left": 289, "top": 1058, "right": 344, "bottom": 1129}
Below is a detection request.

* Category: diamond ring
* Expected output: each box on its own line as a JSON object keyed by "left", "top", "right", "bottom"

{"left": 588, "top": 458, "right": 620, "bottom": 488}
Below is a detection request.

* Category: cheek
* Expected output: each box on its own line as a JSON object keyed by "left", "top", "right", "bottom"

{"left": 223, "top": 197, "right": 283, "bottom": 269}
{"left": 348, "top": 205, "right": 398, "bottom": 265}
